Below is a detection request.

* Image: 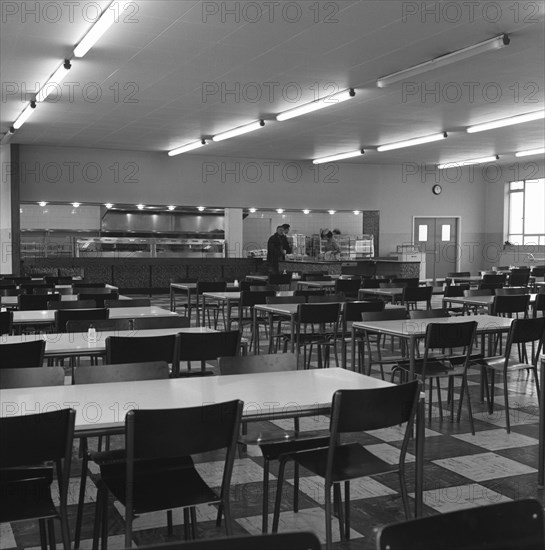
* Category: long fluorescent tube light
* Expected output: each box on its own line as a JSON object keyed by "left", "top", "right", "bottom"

{"left": 438, "top": 155, "right": 499, "bottom": 169}
{"left": 13, "top": 101, "right": 36, "bottom": 129}
{"left": 515, "top": 148, "right": 545, "bottom": 158}
{"left": 467, "top": 110, "right": 545, "bottom": 133}
{"left": 377, "top": 34, "right": 510, "bottom": 87}
{"left": 313, "top": 149, "right": 364, "bottom": 164}
{"left": 73, "top": 1, "right": 129, "bottom": 57}
{"left": 377, "top": 132, "right": 447, "bottom": 152}
{"left": 277, "top": 89, "right": 355, "bottom": 121}
{"left": 212, "top": 120, "right": 265, "bottom": 142}
{"left": 36, "top": 60, "right": 71, "bottom": 102}
{"left": 168, "top": 139, "right": 207, "bottom": 156}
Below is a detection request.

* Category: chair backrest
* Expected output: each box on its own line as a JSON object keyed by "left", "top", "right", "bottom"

{"left": 392, "top": 278, "right": 419, "bottom": 288}
{"left": 401, "top": 286, "right": 432, "bottom": 309}
{"left": 334, "top": 278, "right": 361, "bottom": 296}
{"left": 0, "top": 340, "right": 46, "bottom": 368}
{"left": 55, "top": 308, "right": 109, "bottom": 332}
{"left": 447, "top": 271, "right": 470, "bottom": 278}
{"left": 531, "top": 266, "right": 545, "bottom": 277}
{"left": 492, "top": 294, "right": 531, "bottom": 316}
{"left": 218, "top": 352, "right": 297, "bottom": 375}
{"left": 379, "top": 282, "right": 404, "bottom": 289}
{"left": 196, "top": 281, "right": 227, "bottom": 294}
{"left": 297, "top": 302, "right": 341, "bottom": 324}
{"left": 266, "top": 295, "right": 305, "bottom": 305}
{"left": 0, "top": 366, "right": 65, "bottom": 389}
{"left": 482, "top": 273, "right": 507, "bottom": 284}
{"left": 73, "top": 282, "right": 107, "bottom": 288}
{"left": 74, "top": 361, "right": 170, "bottom": 384}
{"left": 307, "top": 293, "right": 345, "bottom": 303}
{"left": 443, "top": 285, "right": 469, "bottom": 298}
{"left": 464, "top": 289, "right": 493, "bottom": 297}
{"left": 509, "top": 269, "right": 531, "bottom": 286}
{"left": 178, "top": 330, "right": 241, "bottom": 362}
{"left": 361, "top": 278, "right": 383, "bottom": 289}
{"left": 508, "top": 317, "right": 545, "bottom": 348}
{"left": 478, "top": 282, "right": 505, "bottom": 291}
{"left": 48, "top": 299, "right": 97, "bottom": 309}
{"left": 0, "top": 288, "right": 19, "bottom": 296}
{"left": 343, "top": 300, "right": 385, "bottom": 323}
{"left": 132, "top": 532, "right": 322, "bottom": 550}
{"left": 105, "top": 335, "right": 178, "bottom": 365}
{"left": 409, "top": 309, "right": 450, "bottom": 319}
{"left": 293, "top": 289, "right": 326, "bottom": 301}
{"left": 105, "top": 298, "right": 151, "bottom": 308}
{"left": 495, "top": 287, "right": 529, "bottom": 295}
{"left": 268, "top": 273, "right": 292, "bottom": 285}
{"left": 239, "top": 290, "right": 276, "bottom": 307}
{"left": 534, "top": 293, "right": 545, "bottom": 317}
{"left": 424, "top": 320, "right": 477, "bottom": 350}
{"left": 66, "top": 318, "right": 133, "bottom": 333}
{"left": 0, "top": 310, "right": 12, "bottom": 335}
{"left": 361, "top": 309, "right": 409, "bottom": 322}
{"left": 18, "top": 293, "right": 61, "bottom": 310}
{"left": 78, "top": 292, "right": 119, "bottom": 307}
{"left": 132, "top": 316, "right": 191, "bottom": 330}
{"left": 375, "top": 498, "right": 544, "bottom": 550}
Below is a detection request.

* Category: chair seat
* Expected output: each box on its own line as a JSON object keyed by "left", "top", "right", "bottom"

{"left": 0, "top": 477, "right": 59, "bottom": 523}
{"left": 476, "top": 356, "right": 536, "bottom": 373}
{"left": 259, "top": 433, "right": 330, "bottom": 460}
{"left": 287, "top": 442, "right": 398, "bottom": 483}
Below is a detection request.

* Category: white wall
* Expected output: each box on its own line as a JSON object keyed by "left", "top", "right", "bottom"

{"left": 18, "top": 144, "right": 492, "bottom": 268}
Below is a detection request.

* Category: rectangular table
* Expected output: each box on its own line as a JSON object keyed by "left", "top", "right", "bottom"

{"left": 1, "top": 293, "right": 131, "bottom": 307}
{"left": 358, "top": 287, "right": 405, "bottom": 303}
{"left": 296, "top": 280, "right": 336, "bottom": 290}
{"left": 0, "top": 368, "right": 425, "bottom": 515}
{"left": 351, "top": 315, "right": 514, "bottom": 376}
{"left": 442, "top": 293, "right": 536, "bottom": 315}
{"left": 170, "top": 283, "right": 237, "bottom": 322}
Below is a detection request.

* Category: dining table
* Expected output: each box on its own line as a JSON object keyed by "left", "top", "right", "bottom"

{"left": 442, "top": 293, "right": 537, "bottom": 315}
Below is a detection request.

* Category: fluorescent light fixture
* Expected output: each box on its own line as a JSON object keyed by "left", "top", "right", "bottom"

{"left": 168, "top": 139, "right": 206, "bottom": 156}
{"left": 74, "top": 1, "right": 129, "bottom": 57}
{"left": 515, "top": 147, "right": 545, "bottom": 158}
{"left": 249, "top": 208, "right": 257, "bottom": 213}
{"left": 72, "top": 202, "right": 80, "bottom": 208}
{"left": 353, "top": 210, "right": 361, "bottom": 215}
{"left": 36, "top": 60, "right": 71, "bottom": 102}
{"left": 377, "top": 132, "right": 447, "bottom": 152}
{"left": 136, "top": 204, "right": 145, "bottom": 210}
{"left": 0, "top": 129, "right": 14, "bottom": 145}
{"left": 467, "top": 110, "right": 545, "bottom": 133}
{"left": 303, "top": 209, "right": 311, "bottom": 214}
{"left": 313, "top": 149, "right": 364, "bottom": 165}
{"left": 104, "top": 203, "right": 113, "bottom": 209}
{"left": 197, "top": 206, "right": 205, "bottom": 212}
{"left": 212, "top": 120, "right": 265, "bottom": 142}
{"left": 167, "top": 205, "right": 175, "bottom": 211}
{"left": 13, "top": 101, "right": 36, "bottom": 129}
{"left": 438, "top": 155, "right": 499, "bottom": 169}
{"left": 377, "top": 34, "right": 510, "bottom": 87}
{"left": 328, "top": 210, "right": 336, "bottom": 215}
{"left": 276, "top": 89, "right": 355, "bottom": 121}
{"left": 38, "top": 201, "right": 47, "bottom": 207}
{"left": 276, "top": 209, "right": 284, "bottom": 214}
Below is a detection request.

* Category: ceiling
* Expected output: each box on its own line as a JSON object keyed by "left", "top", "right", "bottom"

{"left": 1, "top": 0, "right": 544, "bottom": 166}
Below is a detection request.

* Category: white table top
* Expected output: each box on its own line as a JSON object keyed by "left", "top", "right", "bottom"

{"left": 0, "top": 327, "right": 215, "bottom": 356}
{"left": 1, "top": 294, "right": 131, "bottom": 306}
{"left": 0, "top": 368, "right": 389, "bottom": 432}
{"left": 353, "top": 314, "right": 513, "bottom": 338}
{"left": 443, "top": 294, "right": 536, "bottom": 307}
{"left": 12, "top": 306, "right": 178, "bottom": 325}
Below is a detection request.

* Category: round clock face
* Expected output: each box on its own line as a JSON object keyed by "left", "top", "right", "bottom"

{"left": 432, "top": 185, "right": 442, "bottom": 195}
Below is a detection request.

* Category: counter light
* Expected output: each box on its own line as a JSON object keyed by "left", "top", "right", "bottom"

{"left": 438, "top": 155, "right": 499, "bottom": 169}
{"left": 36, "top": 61, "right": 71, "bottom": 102}
{"left": 72, "top": 202, "right": 80, "bottom": 208}
{"left": 353, "top": 210, "right": 361, "bottom": 215}
{"left": 105, "top": 203, "right": 113, "bottom": 209}
{"left": 328, "top": 210, "right": 336, "bottom": 215}
{"left": 168, "top": 139, "right": 206, "bottom": 156}
{"left": 377, "top": 132, "right": 447, "bottom": 152}
{"left": 276, "top": 89, "right": 355, "bottom": 121}
{"left": 137, "top": 204, "right": 145, "bottom": 210}
{"left": 167, "top": 205, "right": 175, "bottom": 211}
{"left": 467, "top": 110, "right": 544, "bottom": 133}
{"left": 515, "top": 148, "right": 545, "bottom": 158}
{"left": 303, "top": 209, "right": 310, "bottom": 214}
{"left": 249, "top": 208, "right": 257, "bottom": 213}
{"left": 197, "top": 206, "right": 205, "bottom": 212}
{"left": 38, "top": 202, "right": 47, "bottom": 207}
{"left": 212, "top": 120, "right": 265, "bottom": 142}
{"left": 276, "top": 209, "right": 284, "bottom": 214}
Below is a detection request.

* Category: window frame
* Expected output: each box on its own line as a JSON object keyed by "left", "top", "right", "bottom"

{"left": 507, "top": 178, "right": 545, "bottom": 246}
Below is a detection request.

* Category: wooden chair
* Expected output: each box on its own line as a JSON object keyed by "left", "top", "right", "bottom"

{"left": 0, "top": 366, "right": 65, "bottom": 388}
{"left": 272, "top": 382, "right": 422, "bottom": 550}
{"left": 0, "top": 409, "right": 75, "bottom": 550}
{"left": 92, "top": 400, "right": 243, "bottom": 549}
{"left": 375, "top": 498, "right": 544, "bottom": 550}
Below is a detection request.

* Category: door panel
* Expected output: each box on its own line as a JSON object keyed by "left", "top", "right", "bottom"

{"left": 414, "top": 217, "right": 458, "bottom": 280}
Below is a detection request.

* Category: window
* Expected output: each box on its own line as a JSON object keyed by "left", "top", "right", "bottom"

{"left": 507, "top": 178, "right": 545, "bottom": 245}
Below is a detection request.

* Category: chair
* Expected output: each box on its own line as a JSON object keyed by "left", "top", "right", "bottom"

{"left": 104, "top": 298, "right": 151, "bottom": 308}
{"left": 476, "top": 317, "right": 545, "bottom": 433}
{"left": 272, "top": 381, "right": 422, "bottom": 550}
{"left": 132, "top": 532, "right": 322, "bottom": 550}
{"left": 0, "top": 366, "right": 65, "bottom": 388}
{"left": 334, "top": 278, "right": 361, "bottom": 300}
{"left": 268, "top": 272, "right": 292, "bottom": 289}
{"left": 266, "top": 295, "right": 306, "bottom": 352}
{"left": 48, "top": 299, "right": 97, "bottom": 309}
{"left": 177, "top": 330, "right": 241, "bottom": 376}
{"left": 0, "top": 310, "right": 12, "bottom": 335}
{"left": 401, "top": 286, "right": 432, "bottom": 310}
{"left": 294, "top": 289, "right": 326, "bottom": 301}
{"left": 78, "top": 292, "right": 119, "bottom": 308}
{"left": 233, "top": 290, "right": 275, "bottom": 351}
{"left": 375, "top": 498, "right": 544, "bottom": 550}
{"left": 55, "top": 308, "right": 109, "bottom": 332}
{"left": 0, "top": 340, "right": 46, "bottom": 368}
{"left": 283, "top": 303, "right": 342, "bottom": 369}
{"left": 340, "top": 300, "right": 385, "bottom": 371}
{"left": 361, "top": 278, "right": 383, "bottom": 289}
{"left": 218, "top": 353, "right": 329, "bottom": 532}
{"left": 478, "top": 282, "right": 504, "bottom": 291}
{"left": 105, "top": 335, "right": 179, "bottom": 368}
{"left": 72, "top": 361, "right": 171, "bottom": 549}
{"left": 66, "top": 318, "right": 133, "bottom": 333}
{"left": 409, "top": 309, "right": 450, "bottom": 319}
{"left": 132, "top": 316, "right": 191, "bottom": 330}
{"left": 495, "top": 287, "right": 530, "bottom": 295}
{"left": 392, "top": 277, "right": 419, "bottom": 288}
{"left": 307, "top": 293, "right": 345, "bottom": 303}
{"left": 442, "top": 284, "right": 470, "bottom": 315}
{"left": 18, "top": 293, "right": 61, "bottom": 310}
{"left": 392, "top": 321, "right": 478, "bottom": 434}
{"left": 195, "top": 281, "right": 227, "bottom": 327}
{"left": 92, "top": 400, "right": 243, "bottom": 549}
{"left": 0, "top": 408, "right": 75, "bottom": 550}
{"left": 482, "top": 273, "right": 507, "bottom": 285}
{"left": 509, "top": 269, "right": 531, "bottom": 287}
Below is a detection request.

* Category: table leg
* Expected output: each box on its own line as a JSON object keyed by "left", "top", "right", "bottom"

{"left": 349, "top": 326, "right": 357, "bottom": 372}
{"left": 267, "top": 312, "right": 274, "bottom": 354}
{"left": 170, "top": 286, "right": 175, "bottom": 312}
{"left": 415, "top": 392, "right": 425, "bottom": 517}
{"left": 539, "top": 359, "right": 545, "bottom": 487}
{"left": 226, "top": 300, "right": 232, "bottom": 331}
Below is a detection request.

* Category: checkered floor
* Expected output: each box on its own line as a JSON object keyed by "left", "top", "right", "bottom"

{"left": 3, "top": 293, "right": 544, "bottom": 550}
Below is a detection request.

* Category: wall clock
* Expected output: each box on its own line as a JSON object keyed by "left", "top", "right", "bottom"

{"left": 432, "top": 184, "right": 442, "bottom": 195}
